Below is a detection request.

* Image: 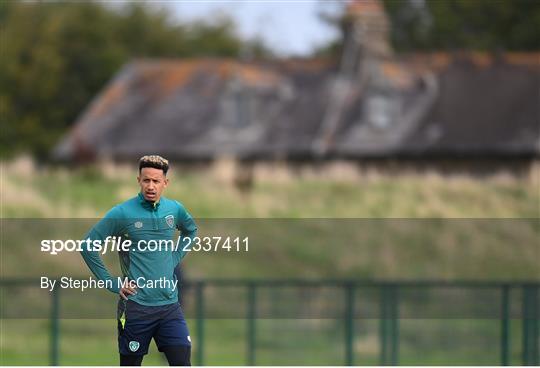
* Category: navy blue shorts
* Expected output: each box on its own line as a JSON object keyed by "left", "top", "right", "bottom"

{"left": 117, "top": 299, "right": 191, "bottom": 355}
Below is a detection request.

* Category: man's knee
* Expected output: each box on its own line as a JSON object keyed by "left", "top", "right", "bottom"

{"left": 162, "top": 345, "right": 191, "bottom": 366}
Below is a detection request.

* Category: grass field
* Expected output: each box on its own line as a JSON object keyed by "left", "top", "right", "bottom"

{"left": 2, "top": 162, "right": 539, "bottom": 280}
{"left": 1, "top": 160, "right": 539, "bottom": 365}
{"left": 0, "top": 317, "right": 530, "bottom": 365}
{"left": 1, "top": 161, "right": 539, "bottom": 219}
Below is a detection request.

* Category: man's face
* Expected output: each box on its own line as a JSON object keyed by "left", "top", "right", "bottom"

{"left": 137, "top": 167, "right": 168, "bottom": 203}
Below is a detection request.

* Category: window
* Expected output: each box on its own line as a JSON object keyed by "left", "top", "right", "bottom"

{"left": 365, "top": 93, "right": 400, "bottom": 130}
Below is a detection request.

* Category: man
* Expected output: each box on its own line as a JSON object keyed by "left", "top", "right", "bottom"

{"left": 80, "top": 155, "right": 197, "bottom": 366}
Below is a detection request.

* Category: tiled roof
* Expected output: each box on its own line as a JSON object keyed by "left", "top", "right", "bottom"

{"left": 54, "top": 53, "right": 540, "bottom": 161}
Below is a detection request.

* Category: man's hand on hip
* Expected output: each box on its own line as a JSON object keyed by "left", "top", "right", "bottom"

{"left": 119, "top": 285, "right": 137, "bottom": 300}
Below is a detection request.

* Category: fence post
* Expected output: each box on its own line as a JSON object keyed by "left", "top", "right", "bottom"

{"left": 247, "top": 283, "right": 257, "bottom": 365}
{"left": 522, "top": 286, "right": 539, "bottom": 365}
{"left": 379, "top": 286, "right": 388, "bottom": 365}
{"left": 379, "top": 285, "right": 399, "bottom": 365}
{"left": 344, "top": 282, "right": 355, "bottom": 366}
{"left": 390, "top": 285, "right": 399, "bottom": 366}
{"left": 501, "top": 285, "right": 510, "bottom": 365}
{"left": 50, "top": 286, "right": 60, "bottom": 366}
{"left": 195, "top": 282, "right": 205, "bottom": 366}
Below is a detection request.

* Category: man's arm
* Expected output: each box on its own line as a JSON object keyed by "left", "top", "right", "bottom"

{"left": 174, "top": 203, "right": 197, "bottom": 267}
{"left": 80, "top": 206, "right": 123, "bottom": 294}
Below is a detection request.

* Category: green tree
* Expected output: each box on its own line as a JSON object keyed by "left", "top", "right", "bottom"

{"left": 387, "top": 0, "right": 540, "bottom": 51}
{"left": 0, "top": 1, "right": 267, "bottom": 158}
{"left": 315, "top": 0, "right": 540, "bottom": 55}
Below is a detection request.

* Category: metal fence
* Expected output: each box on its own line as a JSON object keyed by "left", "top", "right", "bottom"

{"left": 1, "top": 279, "right": 538, "bottom": 366}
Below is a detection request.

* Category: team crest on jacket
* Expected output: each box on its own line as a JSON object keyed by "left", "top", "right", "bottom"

{"left": 165, "top": 215, "right": 175, "bottom": 228}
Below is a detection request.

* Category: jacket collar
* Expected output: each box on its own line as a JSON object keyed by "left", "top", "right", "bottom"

{"left": 138, "top": 192, "right": 160, "bottom": 210}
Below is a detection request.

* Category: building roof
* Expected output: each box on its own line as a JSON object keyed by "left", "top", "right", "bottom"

{"left": 54, "top": 53, "right": 540, "bottom": 162}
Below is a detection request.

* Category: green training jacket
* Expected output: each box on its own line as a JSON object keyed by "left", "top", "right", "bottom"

{"left": 80, "top": 192, "right": 197, "bottom": 306}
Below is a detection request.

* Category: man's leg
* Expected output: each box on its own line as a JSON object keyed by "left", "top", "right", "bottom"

{"left": 161, "top": 345, "right": 191, "bottom": 366}
{"left": 117, "top": 300, "right": 156, "bottom": 366}
{"left": 155, "top": 303, "right": 191, "bottom": 366}
{"left": 120, "top": 354, "right": 144, "bottom": 366}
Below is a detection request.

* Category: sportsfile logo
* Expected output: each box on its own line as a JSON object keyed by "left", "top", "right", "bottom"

{"left": 40, "top": 236, "right": 249, "bottom": 255}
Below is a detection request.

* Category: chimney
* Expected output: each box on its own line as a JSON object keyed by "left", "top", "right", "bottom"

{"left": 312, "top": 0, "right": 394, "bottom": 156}
{"left": 339, "top": 0, "right": 391, "bottom": 77}
{"left": 344, "top": 0, "right": 391, "bottom": 57}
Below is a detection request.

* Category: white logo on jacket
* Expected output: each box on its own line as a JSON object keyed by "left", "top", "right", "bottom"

{"left": 165, "top": 215, "right": 175, "bottom": 229}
